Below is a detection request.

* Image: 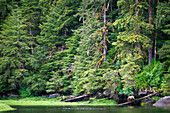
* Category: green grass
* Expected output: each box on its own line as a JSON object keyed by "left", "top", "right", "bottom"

{"left": 0, "top": 97, "right": 117, "bottom": 107}
{"left": 0, "top": 103, "right": 15, "bottom": 111}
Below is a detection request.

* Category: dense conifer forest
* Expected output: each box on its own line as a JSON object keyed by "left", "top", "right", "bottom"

{"left": 0, "top": 0, "right": 169, "bottom": 98}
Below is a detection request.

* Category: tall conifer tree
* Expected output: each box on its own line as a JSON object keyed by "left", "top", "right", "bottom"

{"left": 113, "top": 0, "right": 152, "bottom": 94}
{"left": 0, "top": 5, "right": 29, "bottom": 93}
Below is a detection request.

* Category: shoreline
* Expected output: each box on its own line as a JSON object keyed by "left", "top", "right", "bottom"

{"left": 0, "top": 100, "right": 116, "bottom": 106}
{"left": 0, "top": 103, "right": 15, "bottom": 111}
{"left": 0, "top": 99, "right": 116, "bottom": 111}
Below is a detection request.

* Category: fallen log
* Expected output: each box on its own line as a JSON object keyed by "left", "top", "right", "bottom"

{"left": 116, "top": 91, "right": 163, "bottom": 107}
{"left": 61, "top": 94, "right": 90, "bottom": 102}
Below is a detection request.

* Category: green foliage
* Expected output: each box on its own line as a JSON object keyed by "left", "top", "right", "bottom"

{"left": 0, "top": 6, "right": 29, "bottom": 94}
{"left": 0, "top": 0, "right": 169, "bottom": 98}
{"left": 141, "top": 102, "right": 153, "bottom": 106}
{"left": 70, "top": 1, "right": 102, "bottom": 96}
{"left": 156, "top": 2, "right": 170, "bottom": 34}
{"left": 152, "top": 96, "right": 162, "bottom": 102}
{"left": 118, "top": 86, "right": 134, "bottom": 96}
{"left": 135, "top": 61, "right": 164, "bottom": 90}
{"left": 158, "top": 40, "right": 170, "bottom": 95}
{"left": 72, "top": 68, "right": 121, "bottom": 96}
{"left": 158, "top": 41, "right": 170, "bottom": 65}
{"left": 39, "top": 0, "right": 81, "bottom": 95}
{"left": 70, "top": 0, "right": 122, "bottom": 96}
{"left": 19, "top": 87, "right": 33, "bottom": 98}
{"left": 112, "top": 0, "right": 151, "bottom": 93}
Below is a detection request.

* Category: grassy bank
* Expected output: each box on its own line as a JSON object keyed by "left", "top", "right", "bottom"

{"left": 0, "top": 97, "right": 116, "bottom": 107}
{"left": 0, "top": 103, "right": 15, "bottom": 111}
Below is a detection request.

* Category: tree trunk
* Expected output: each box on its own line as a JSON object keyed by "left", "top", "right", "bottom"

{"left": 61, "top": 94, "right": 91, "bottom": 102}
{"left": 135, "top": 0, "right": 141, "bottom": 52}
{"left": 103, "top": 0, "right": 107, "bottom": 61}
{"left": 30, "top": 24, "right": 34, "bottom": 55}
{"left": 31, "top": 45, "right": 34, "bottom": 55}
{"left": 64, "top": 29, "right": 67, "bottom": 37}
{"left": 154, "top": 31, "right": 157, "bottom": 61}
{"left": 135, "top": 0, "right": 139, "bottom": 16}
{"left": 154, "top": 0, "right": 159, "bottom": 61}
{"left": 148, "top": 0, "right": 152, "bottom": 64}
{"left": 82, "top": 1, "right": 84, "bottom": 26}
{"left": 111, "top": 0, "right": 112, "bottom": 12}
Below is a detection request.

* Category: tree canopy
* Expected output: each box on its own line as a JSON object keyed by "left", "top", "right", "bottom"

{"left": 0, "top": 0, "right": 169, "bottom": 97}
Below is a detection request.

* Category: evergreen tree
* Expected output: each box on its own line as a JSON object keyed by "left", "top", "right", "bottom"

{"left": 0, "top": 0, "right": 169, "bottom": 97}
{"left": 157, "top": 1, "right": 170, "bottom": 95}
{"left": 0, "top": 5, "right": 29, "bottom": 94}
{"left": 113, "top": 0, "right": 152, "bottom": 94}
{"left": 0, "top": 0, "right": 15, "bottom": 25}
{"left": 39, "top": 0, "right": 81, "bottom": 94}
{"left": 71, "top": 0, "right": 120, "bottom": 96}
{"left": 158, "top": 40, "right": 170, "bottom": 95}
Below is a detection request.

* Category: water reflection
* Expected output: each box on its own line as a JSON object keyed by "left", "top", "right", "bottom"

{"left": 1, "top": 106, "right": 170, "bottom": 113}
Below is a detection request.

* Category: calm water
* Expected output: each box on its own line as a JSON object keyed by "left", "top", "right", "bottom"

{"left": 1, "top": 106, "right": 170, "bottom": 113}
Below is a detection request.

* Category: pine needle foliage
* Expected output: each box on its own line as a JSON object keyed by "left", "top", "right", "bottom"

{"left": 112, "top": 0, "right": 151, "bottom": 94}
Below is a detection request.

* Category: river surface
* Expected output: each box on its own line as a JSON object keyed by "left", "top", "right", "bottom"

{"left": 1, "top": 106, "right": 170, "bottom": 113}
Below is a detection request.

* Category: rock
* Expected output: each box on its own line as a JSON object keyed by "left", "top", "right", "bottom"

{"left": 138, "top": 89, "right": 147, "bottom": 96}
{"left": 66, "top": 95, "right": 75, "bottom": 99}
{"left": 49, "top": 93, "right": 60, "bottom": 99}
{"left": 9, "top": 94, "right": 20, "bottom": 98}
{"left": 142, "top": 98, "right": 155, "bottom": 103}
{"left": 141, "top": 98, "right": 155, "bottom": 106}
{"left": 95, "top": 92, "right": 103, "bottom": 99}
{"left": 103, "top": 89, "right": 111, "bottom": 97}
{"left": 153, "top": 96, "right": 170, "bottom": 107}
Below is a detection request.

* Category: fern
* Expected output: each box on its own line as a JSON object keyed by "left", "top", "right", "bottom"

{"left": 135, "top": 61, "right": 164, "bottom": 90}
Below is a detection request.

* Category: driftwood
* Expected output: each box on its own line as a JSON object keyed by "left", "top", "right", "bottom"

{"left": 61, "top": 94, "right": 90, "bottom": 102}
{"left": 116, "top": 91, "right": 163, "bottom": 107}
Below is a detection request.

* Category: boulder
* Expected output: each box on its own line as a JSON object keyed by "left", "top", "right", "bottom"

{"left": 49, "top": 93, "right": 60, "bottom": 99}
{"left": 9, "top": 94, "right": 20, "bottom": 98}
{"left": 153, "top": 96, "right": 170, "bottom": 107}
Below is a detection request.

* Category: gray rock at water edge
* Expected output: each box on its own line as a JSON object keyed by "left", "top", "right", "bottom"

{"left": 153, "top": 96, "right": 170, "bottom": 107}
{"left": 142, "top": 98, "right": 155, "bottom": 103}
{"left": 9, "top": 94, "right": 20, "bottom": 98}
{"left": 49, "top": 93, "right": 60, "bottom": 99}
